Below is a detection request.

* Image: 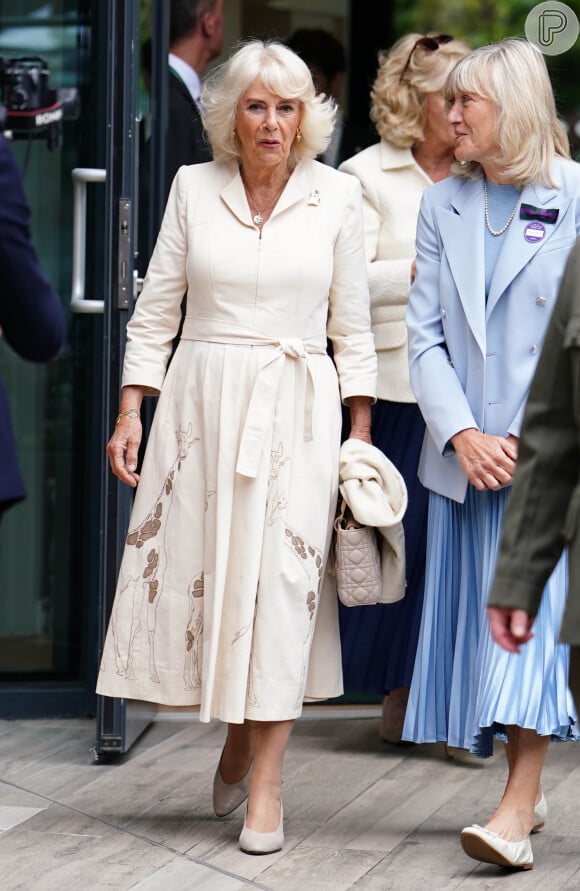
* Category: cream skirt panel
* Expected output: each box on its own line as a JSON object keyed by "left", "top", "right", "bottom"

{"left": 96, "top": 339, "right": 344, "bottom": 723}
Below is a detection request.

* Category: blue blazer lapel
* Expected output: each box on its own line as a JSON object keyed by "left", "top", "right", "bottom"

{"left": 486, "top": 180, "right": 568, "bottom": 316}
{"left": 435, "top": 179, "right": 486, "bottom": 354}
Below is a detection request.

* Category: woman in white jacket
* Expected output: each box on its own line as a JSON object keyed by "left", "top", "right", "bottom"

{"left": 339, "top": 33, "right": 468, "bottom": 742}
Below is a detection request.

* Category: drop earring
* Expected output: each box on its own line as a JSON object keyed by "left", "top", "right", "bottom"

{"left": 296, "top": 125, "right": 303, "bottom": 143}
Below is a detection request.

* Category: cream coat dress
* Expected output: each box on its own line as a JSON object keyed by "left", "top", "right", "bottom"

{"left": 96, "top": 158, "right": 377, "bottom": 723}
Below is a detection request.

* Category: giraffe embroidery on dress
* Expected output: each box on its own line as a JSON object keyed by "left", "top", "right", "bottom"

{"left": 266, "top": 442, "right": 289, "bottom": 526}
{"left": 283, "top": 525, "right": 324, "bottom": 708}
{"left": 184, "top": 571, "right": 204, "bottom": 690}
{"left": 111, "top": 423, "right": 198, "bottom": 683}
{"left": 106, "top": 572, "right": 142, "bottom": 679}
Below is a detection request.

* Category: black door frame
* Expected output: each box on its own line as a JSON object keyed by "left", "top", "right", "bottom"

{"left": 94, "top": 0, "right": 159, "bottom": 758}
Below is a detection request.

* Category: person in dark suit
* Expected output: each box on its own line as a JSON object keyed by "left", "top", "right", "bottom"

{"left": 139, "top": 0, "right": 224, "bottom": 272}
{"left": 165, "top": 0, "right": 224, "bottom": 190}
{"left": 0, "top": 135, "right": 65, "bottom": 520}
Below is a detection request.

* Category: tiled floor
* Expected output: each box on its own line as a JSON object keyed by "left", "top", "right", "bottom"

{"left": 1, "top": 711, "right": 580, "bottom": 890}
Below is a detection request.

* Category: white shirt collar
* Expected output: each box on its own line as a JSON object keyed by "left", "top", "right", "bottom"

{"left": 168, "top": 53, "right": 201, "bottom": 105}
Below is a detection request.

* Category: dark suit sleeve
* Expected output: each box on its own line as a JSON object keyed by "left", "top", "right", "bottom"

{"left": 489, "top": 238, "right": 580, "bottom": 614}
{"left": 0, "top": 137, "right": 66, "bottom": 361}
{"left": 165, "top": 73, "right": 212, "bottom": 195}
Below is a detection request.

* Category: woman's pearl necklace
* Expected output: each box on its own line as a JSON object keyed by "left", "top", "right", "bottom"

{"left": 483, "top": 178, "right": 520, "bottom": 237}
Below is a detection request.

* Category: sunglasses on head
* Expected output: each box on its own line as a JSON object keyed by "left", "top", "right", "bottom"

{"left": 399, "top": 34, "right": 454, "bottom": 83}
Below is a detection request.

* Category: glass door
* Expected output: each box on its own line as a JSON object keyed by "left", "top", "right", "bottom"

{"left": 0, "top": 0, "right": 96, "bottom": 715}
{"left": 0, "top": 0, "right": 151, "bottom": 752}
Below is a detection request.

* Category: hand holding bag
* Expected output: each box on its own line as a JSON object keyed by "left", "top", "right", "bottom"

{"left": 334, "top": 499, "right": 382, "bottom": 607}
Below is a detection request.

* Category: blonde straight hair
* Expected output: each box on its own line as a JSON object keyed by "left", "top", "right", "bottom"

{"left": 445, "top": 38, "right": 569, "bottom": 186}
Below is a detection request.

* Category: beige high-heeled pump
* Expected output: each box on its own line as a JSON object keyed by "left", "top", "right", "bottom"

{"left": 239, "top": 803, "right": 284, "bottom": 855}
{"left": 212, "top": 750, "right": 251, "bottom": 817}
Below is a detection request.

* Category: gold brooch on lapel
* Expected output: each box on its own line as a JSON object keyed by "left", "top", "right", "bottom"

{"left": 308, "top": 189, "right": 320, "bottom": 206}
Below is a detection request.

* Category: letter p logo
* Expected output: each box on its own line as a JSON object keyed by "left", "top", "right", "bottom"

{"left": 526, "top": 2, "right": 579, "bottom": 55}
{"left": 540, "top": 10, "right": 567, "bottom": 45}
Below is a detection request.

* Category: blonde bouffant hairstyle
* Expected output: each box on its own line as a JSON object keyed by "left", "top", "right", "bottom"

{"left": 446, "top": 38, "right": 569, "bottom": 186}
{"left": 371, "top": 33, "right": 470, "bottom": 148}
{"left": 201, "top": 39, "right": 336, "bottom": 168}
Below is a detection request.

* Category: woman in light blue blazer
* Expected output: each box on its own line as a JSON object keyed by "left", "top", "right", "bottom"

{"left": 404, "top": 39, "right": 580, "bottom": 871}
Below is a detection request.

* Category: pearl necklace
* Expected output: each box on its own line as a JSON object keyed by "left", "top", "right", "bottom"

{"left": 483, "top": 178, "right": 520, "bottom": 237}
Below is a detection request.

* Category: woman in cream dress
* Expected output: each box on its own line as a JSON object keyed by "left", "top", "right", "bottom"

{"left": 97, "top": 40, "right": 376, "bottom": 854}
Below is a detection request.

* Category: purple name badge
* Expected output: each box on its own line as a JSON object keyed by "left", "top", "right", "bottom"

{"left": 524, "top": 221, "right": 546, "bottom": 243}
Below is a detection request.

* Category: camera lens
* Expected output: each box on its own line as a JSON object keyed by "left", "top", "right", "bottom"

{"left": 8, "top": 82, "right": 28, "bottom": 110}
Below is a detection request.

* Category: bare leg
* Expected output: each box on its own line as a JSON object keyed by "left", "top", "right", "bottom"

{"left": 484, "top": 726, "right": 549, "bottom": 841}
{"left": 245, "top": 719, "right": 295, "bottom": 832}
{"left": 380, "top": 687, "right": 409, "bottom": 743}
{"left": 220, "top": 721, "right": 253, "bottom": 784}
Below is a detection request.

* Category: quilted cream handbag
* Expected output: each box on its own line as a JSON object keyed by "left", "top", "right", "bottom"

{"left": 334, "top": 500, "right": 382, "bottom": 607}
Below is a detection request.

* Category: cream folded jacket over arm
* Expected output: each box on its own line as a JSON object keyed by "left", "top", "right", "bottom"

{"left": 338, "top": 438, "right": 407, "bottom": 603}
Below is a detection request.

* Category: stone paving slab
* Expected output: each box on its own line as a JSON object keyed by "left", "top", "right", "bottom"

{"left": 1, "top": 714, "right": 580, "bottom": 890}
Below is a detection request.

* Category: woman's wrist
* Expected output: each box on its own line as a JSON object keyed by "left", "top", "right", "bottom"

{"left": 117, "top": 386, "right": 145, "bottom": 415}
{"left": 347, "top": 395, "right": 372, "bottom": 422}
{"left": 115, "top": 408, "right": 141, "bottom": 426}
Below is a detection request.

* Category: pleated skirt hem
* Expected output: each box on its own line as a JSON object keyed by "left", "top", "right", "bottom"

{"left": 403, "top": 485, "right": 579, "bottom": 758}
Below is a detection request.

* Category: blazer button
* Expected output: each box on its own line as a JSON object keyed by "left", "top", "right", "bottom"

{"left": 531, "top": 344, "right": 538, "bottom": 355}
{"left": 441, "top": 307, "right": 447, "bottom": 317}
{"left": 535, "top": 296, "right": 546, "bottom": 306}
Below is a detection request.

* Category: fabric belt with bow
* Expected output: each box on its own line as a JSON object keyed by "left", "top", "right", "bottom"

{"left": 180, "top": 317, "right": 327, "bottom": 478}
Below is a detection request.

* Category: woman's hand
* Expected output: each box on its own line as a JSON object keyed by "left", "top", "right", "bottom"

{"left": 346, "top": 395, "right": 372, "bottom": 444}
{"left": 450, "top": 428, "right": 518, "bottom": 490}
{"left": 106, "top": 386, "right": 145, "bottom": 487}
{"left": 487, "top": 606, "right": 535, "bottom": 653}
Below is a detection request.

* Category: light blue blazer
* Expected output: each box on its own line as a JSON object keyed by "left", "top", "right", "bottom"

{"left": 407, "top": 156, "right": 580, "bottom": 503}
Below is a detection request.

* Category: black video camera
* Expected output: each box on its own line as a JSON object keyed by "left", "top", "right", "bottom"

{"left": 0, "top": 56, "right": 79, "bottom": 150}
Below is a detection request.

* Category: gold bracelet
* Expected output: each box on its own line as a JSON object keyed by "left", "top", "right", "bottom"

{"left": 115, "top": 408, "right": 140, "bottom": 426}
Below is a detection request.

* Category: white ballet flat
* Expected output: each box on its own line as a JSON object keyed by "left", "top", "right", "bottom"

{"left": 239, "top": 803, "right": 284, "bottom": 855}
{"left": 532, "top": 792, "right": 547, "bottom": 833}
{"left": 460, "top": 824, "right": 533, "bottom": 870}
{"left": 212, "top": 751, "right": 251, "bottom": 817}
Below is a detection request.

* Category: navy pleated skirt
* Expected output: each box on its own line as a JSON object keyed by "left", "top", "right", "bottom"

{"left": 402, "top": 485, "right": 578, "bottom": 756}
{"left": 338, "top": 400, "right": 428, "bottom": 694}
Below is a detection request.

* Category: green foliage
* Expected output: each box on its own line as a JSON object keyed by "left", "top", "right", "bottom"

{"left": 394, "top": 0, "right": 576, "bottom": 45}
{"left": 394, "top": 0, "right": 580, "bottom": 156}
{"left": 140, "top": 0, "right": 153, "bottom": 41}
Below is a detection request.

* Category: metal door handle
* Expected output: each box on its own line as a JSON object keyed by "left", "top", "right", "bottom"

{"left": 71, "top": 167, "right": 106, "bottom": 313}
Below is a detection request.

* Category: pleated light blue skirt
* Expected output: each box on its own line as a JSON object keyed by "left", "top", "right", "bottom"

{"left": 402, "top": 485, "right": 579, "bottom": 757}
